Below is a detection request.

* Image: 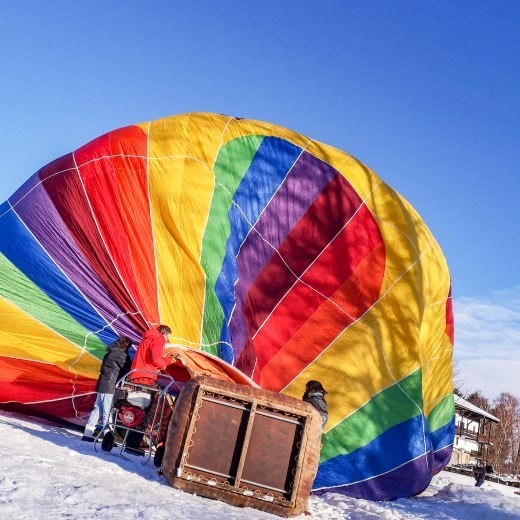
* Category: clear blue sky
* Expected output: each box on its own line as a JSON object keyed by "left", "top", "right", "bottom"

{"left": 1, "top": 1, "right": 519, "bottom": 299}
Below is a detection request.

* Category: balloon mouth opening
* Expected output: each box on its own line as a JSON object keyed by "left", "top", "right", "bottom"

{"left": 162, "top": 344, "right": 258, "bottom": 388}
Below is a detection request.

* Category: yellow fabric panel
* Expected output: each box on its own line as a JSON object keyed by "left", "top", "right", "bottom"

{"left": 282, "top": 316, "right": 400, "bottom": 432}
{"left": 393, "top": 193, "right": 452, "bottom": 416}
{"left": 418, "top": 256, "right": 453, "bottom": 416}
{"left": 223, "top": 117, "right": 311, "bottom": 150}
{"left": 0, "top": 295, "right": 99, "bottom": 379}
{"left": 146, "top": 114, "right": 229, "bottom": 341}
{"left": 222, "top": 116, "right": 384, "bottom": 202}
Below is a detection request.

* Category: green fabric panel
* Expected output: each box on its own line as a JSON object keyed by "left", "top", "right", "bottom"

{"left": 320, "top": 369, "right": 423, "bottom": 463}
{"left": 426, "top": 393, "right": 455, "bottom": 432}
{"left": 200, "top": 135, "right": 264, "bottom": 354}
{"left": 0, "top": 253, "right": 106, "bottom": 359}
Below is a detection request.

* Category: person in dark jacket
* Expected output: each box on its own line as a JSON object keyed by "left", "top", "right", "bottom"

{"left": 302, "top": 380, "right": 328, "bottom": 428}
{"left": 82, "top": 336, "right": 132, "bottom": 441}
{"left": 473, "top": 463, "right": 486, "bottom": 487}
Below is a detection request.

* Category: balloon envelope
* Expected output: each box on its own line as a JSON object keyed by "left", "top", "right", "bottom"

{"left": 0, "top": 113, "right": 454, "bottom": 499}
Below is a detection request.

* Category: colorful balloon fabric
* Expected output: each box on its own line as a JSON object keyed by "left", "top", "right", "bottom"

{"left": 0, "top": 113, "right": 454, "bottom": 499}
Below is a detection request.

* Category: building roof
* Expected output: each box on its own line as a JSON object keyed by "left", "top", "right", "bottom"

{"left": 454, "top": 394, "right": 500, "bottom": 423}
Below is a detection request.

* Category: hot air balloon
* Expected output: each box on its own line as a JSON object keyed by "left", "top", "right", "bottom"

{"left": 0, "top": 113, "right": 454, "bottom": 499}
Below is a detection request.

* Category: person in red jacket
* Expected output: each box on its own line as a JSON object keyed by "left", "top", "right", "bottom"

{"left": 130, "top": 325, "right": 171, "bottom": 385}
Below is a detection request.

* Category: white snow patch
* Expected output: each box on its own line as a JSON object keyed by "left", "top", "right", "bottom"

{"left": 0, "top": 412, "right": 519, "bottom": 519}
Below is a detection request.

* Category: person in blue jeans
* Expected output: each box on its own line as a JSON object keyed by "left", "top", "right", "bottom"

{"left": 82, "top": 336, "right": 132, "bottom": 441}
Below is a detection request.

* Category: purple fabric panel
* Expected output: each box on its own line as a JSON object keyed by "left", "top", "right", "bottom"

{"left": 11, "top": 166, "right": 140, "bottom": 343}
{"left": 228, "top": 151, "right": 337, "bottom": 356}
{"left": 314, "top": 451, "right": 434, "bottom": 501}
{"left": 432, "top": 444, "right": 453, "bottom": 474}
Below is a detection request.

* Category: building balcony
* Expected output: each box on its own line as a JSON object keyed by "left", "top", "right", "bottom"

{"left": 455, "top": 426, "right": 479, "bottom": 440}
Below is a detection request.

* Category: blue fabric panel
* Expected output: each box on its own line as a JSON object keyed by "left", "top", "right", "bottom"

{"left": 313, "top": 450, "right": 433, "bottom": 500}
{"left": 314, "top": 414, "right": 432, "bottom": 488}
{"left": 214, "top": 137, "right": 302, "bottom": 354}
{"left": 430, "top": 416, "right": 455, "bottom": 452}
{"left": 0, "top": 201, "right": 117, "bottom": 344}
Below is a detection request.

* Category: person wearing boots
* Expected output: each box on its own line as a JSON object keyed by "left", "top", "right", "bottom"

{"left": 82, "top": 336, "right": 132, "bottom": 441}
{"left": 302, "top": 380, "right": 328, "bottom": 428}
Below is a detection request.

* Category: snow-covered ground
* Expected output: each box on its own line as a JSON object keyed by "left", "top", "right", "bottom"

{"left": 0, "top": 412, "right": 519, "bottom": 519}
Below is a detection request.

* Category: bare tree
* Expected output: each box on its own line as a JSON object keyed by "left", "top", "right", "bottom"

{"left": 452, "top": 358, "right": 468, "bottom": 397}
{"left": 466, "top": 390, "right": 491, "bottom": 412}
{"left": 491, "top": 393, "right": 520, "bottom": 475}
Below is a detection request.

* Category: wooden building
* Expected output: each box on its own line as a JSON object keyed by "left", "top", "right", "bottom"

{"left": 450, "top": 394, "right": 500, "bottom": 467}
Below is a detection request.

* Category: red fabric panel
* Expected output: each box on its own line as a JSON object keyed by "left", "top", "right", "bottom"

{"left": 240, "top": 173, "right": 364, "bottom": 338}
{"left": 39, "top": 153, "right": 146, "bottom": 333}
{"left": 249, "top": 205, "right": 384, "bottom": 377}
{"left": 0, "top": 356, "right": 95, "bottom": 404}
{"left": 74, "top": 126, "right": 159, "bottom": 326}
{"left": 258, "top": 242, "right": 386, "bottom": 390}
{"left": 0, "top": 395, "right": 95, "bottom": 427}
{"left": 445, "top": 286, "right": 454, "bottom": 344}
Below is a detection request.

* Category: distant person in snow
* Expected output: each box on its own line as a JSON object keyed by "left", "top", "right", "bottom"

{"left": 130, "top": 325, "right": 172, "bottom": 386}
{"left": 473, "top": 463, "right": 486, "bottom": 487}
{"left": 302, "top": 380, "right": 328, "bottom": 428}
{"left": 82, "top": 336, "right": 132, "bottom": 442}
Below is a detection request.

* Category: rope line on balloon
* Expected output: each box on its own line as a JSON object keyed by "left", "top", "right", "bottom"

{"left": 369, "top": 213, "right": 421, "bottom": 257}
{"left": 212, "top": 116, "right": 234, "bottom": 170}
{"left": 0, "top": 392, "right": 94, "bottom": 406}
{"left": 423, "top": 389, "right": 456, "bottom": 409}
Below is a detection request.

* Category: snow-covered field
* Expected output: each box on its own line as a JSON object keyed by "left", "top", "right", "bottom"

{"left": 0, "top": 412, "right": 519, "bottom": 519}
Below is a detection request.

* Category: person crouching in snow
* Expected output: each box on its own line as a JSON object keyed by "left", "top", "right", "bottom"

{"left": 302, "top": 380, "right": 328, "bottom": 428}
{"left": 82, "top": 336, "right": 132, "bottom": 441}
{"left": 130, "top": 325, "right": 172, "bottom": 386}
